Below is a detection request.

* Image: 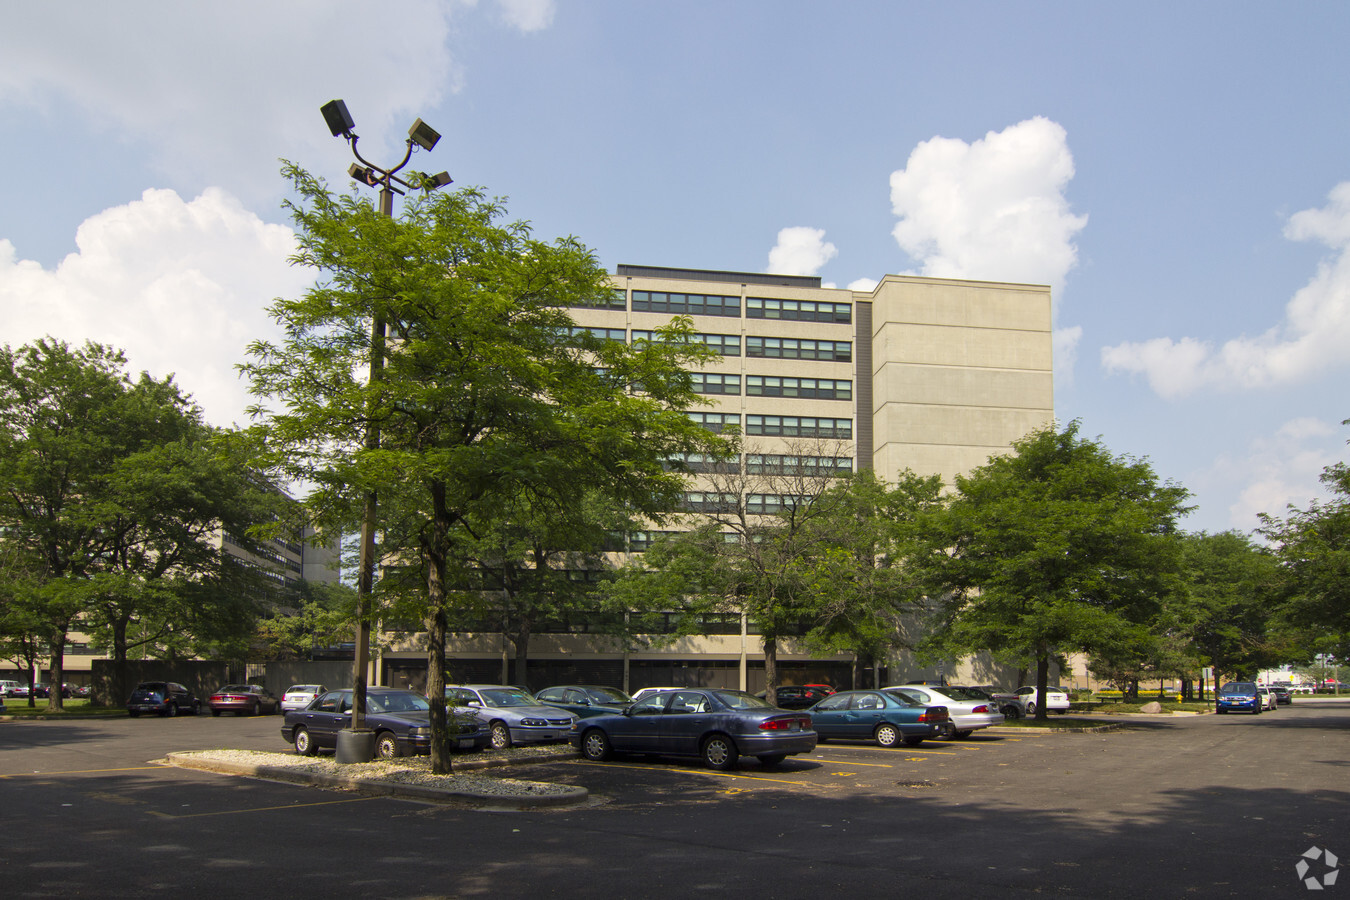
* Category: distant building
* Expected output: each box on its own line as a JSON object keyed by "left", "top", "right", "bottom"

{"left": 375, "top": 265, "right": 1055, "bottom": 694}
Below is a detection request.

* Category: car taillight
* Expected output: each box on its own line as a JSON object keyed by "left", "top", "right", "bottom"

{"left": 973, "top": 705, "right": 989, "bottom": 713}
{"left": 918, "top": 707, "right": 948, "bottom": 722}
{"left": 759, "top": 716, "right": 811, "bottom": 731}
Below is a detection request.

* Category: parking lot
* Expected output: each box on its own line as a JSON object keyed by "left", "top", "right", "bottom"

{"left": 2, "top": 700, "right": 1348, "bottom": 898}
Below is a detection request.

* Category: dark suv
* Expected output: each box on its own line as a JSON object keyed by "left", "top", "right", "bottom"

{"left": 127, "top": 681, "right": 201, "bottom": 717}
{"left": 1267, "top": 685, "right": 1293, "bottom": 705}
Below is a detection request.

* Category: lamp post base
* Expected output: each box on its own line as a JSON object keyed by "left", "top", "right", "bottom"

{"left": 335, "top": 728, "right": 376, "bottom": 764}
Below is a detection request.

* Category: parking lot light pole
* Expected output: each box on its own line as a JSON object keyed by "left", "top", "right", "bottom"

{"left": 320, "top": 99, "right": 451, "bottom": 762}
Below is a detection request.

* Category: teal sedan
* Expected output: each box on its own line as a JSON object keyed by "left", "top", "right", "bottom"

{"left": 808, "top": 689, "right": 949, "bottom": 747}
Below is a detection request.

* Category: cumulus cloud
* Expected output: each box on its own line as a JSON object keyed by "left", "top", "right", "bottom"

{"left": 1053, "top": 326, "right": 1083, "bottom": 386}
{"left": 0, "top": 1, "right": 548, "bottom": 207}
{"left": 767, "top": 226, "right": 838, "bottom": 276}
{"left": 1191, "top": 418, "right": 1341, "bottom": 532}
{"left": 1102, "top": 182, "right": 1350, "bottom": 398}
{"left": 888, "top": 117, "right": 1087, "bottom": 300}
{"left": 848, "top": 277, "right": 880, "bottom": 293}
{"left": 0, "top": 189, "right": 309, "bottom": 428}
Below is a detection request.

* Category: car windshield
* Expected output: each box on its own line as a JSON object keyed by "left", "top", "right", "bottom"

{"left": 1221, "top": 683, "right": 1256, "bottom": 694}
{"left": 712, "top": 690, "right": 774, "bottom": 710}
{"left": 368, "top": 693, "right": 430, "bottom": 714}
{"left": 937, "top": 687, "right": 986, "bottom": 701}
{"left": 583, "top": 687, "right": 632, "bottom": 703}
{"left": 221, "top": 685, "right": 252, "bottom": 693}
{"left": 287, "top": 685, "right": 320, "bottom": 694}
{"left": 136, "top": 683, "right": 167, "bottom": 692}
{"left": 481, "top": 689, "right": 536, "bottom": 708}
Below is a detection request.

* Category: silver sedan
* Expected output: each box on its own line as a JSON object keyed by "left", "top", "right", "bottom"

{"left": 447, "top": 685, "right": 577, "bottom": 749}
{"left": 885, "top": 685, "right": 1005, "bottom": 739}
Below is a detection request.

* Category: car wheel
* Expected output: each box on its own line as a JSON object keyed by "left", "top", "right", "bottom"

{"left": 164, "top": 703, "right": 178, "bottom": 718}
{"left": 1025, "top": 701, "right": 1037, "bottom": 716}
{"left": 128, "top": 710, "right": 139, "bottom": 718}
{"left": 375, "top": 732, "right": 401, "bottom": 759}
{"left": 874, "top": 723, "right": 901, "bottom": 748}
{"left": 211, "top": 708, "right": 221, "bottom": 717}
{"left": 757, "top": 753, "right": 787, "bottom": 768}
{"left": 954, "top": 729, "right": 974, "bottom": 739}
{"left": 1002, "top": 704, "right": 1021, "bottom": 720}
{"left": 1217, "top": 708, "right": 1227, "bottom": 714}
{"left": 189, "top": 701, "right": 200, "bottom": 716}
{"left": 293, "top": 727, "right": 315, "bottom": 756}
{"left": 490, "top": 721, "right": 512, "bottom": 750}
{"left": 701, "top": 734, "right": 738, "bottom": 770}
{"left": 250, "top": 702, "right": 260, "bottom": 716}
{"left": 902, "top": 736, "right": 925, "bottom": 747}
{"left": 581, "top": 729, "right": 612, "bottom": 762}
{"left": 936, "top": 722, "right": 957, "bottom": 741}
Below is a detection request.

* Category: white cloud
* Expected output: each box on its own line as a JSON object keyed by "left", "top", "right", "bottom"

{"left": 1053, "top": 325, "right": 1082, "bottom": 386}
{"left": 0, "top": 1, "right": 549, "bottom": 207}
{"left": 848, "top": 277, "right": 880, "bottom": 292}
{"left": 1192, "top": 417, "right": 1342, "bottom": 533}
{"left": 495, "top": 0, "right": 556, "bottom": 31}
{"left": 0, "top": 188, "right": 308, "bottom": 429}
{"left": 1102, "top": 181, "right": 1350, "bottom": 397}
{"left": 767, "top": 226, "right": 838, "bottom": 276}
{"left": 888, "top": 117, "right": 1087, "bottom": 300}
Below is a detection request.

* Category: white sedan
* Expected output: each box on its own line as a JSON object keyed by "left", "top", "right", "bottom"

{"left": 1003, "top": 686, "right": 1071, "bottom": 716}
{"left": 1256, "top": 687, "right": 1278, "bottom": 710}
{"left": 281, "top": 684, "right": 328, "bottom": 712}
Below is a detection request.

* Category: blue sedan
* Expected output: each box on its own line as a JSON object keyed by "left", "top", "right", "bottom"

{"left": 807, "top": 689, "right": 949, "bottom": 747}
{"left": 571, "top": 688, "right": 816, "bottom": 770}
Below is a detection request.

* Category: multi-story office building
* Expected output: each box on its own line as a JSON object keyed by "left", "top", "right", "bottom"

{"left": 377, "top": 264, "right": 1054, "bottom": 694}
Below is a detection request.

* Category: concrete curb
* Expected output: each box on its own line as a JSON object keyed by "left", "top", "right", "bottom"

{"left": 165, "top": 751, "right": 588, "bottom": 809}
{"left": 986, "top": 721, "right": 1126, "bottom": 735}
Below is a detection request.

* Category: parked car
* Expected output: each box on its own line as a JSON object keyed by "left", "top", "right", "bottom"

{"left": 1256, "top": 686, "right": 1279, "bottom": 710}
{"left": 127, "top": 681, "right": 201, "bottom": 717}
{"left": 997, "top": 685, "right": 1072, "bottom": 717}
{"left": 801, "top": 683, "right": 837, "bottom": 695}
{"left": 808, "top": 689, "right": 948, "bottom": 747}
{"left": 281, "top": 684, "right": 328, "bottom": 712}
{"left": 207, "top": 684, "right": 281, "bottom": 717}
{"left": 1268, "top": 685, "right": 1293, "bottom": 705}
{"left": 282, "top": 688, "right": 488, "bottom": 758}
{"left": 884, "top": 685, "right": 1005, "bottom": 738}
{"left": 630, "top": 687, "right": 684, "bottom": 702}
{"left": 534, "top": 685, "right": 634, "bottom": 719}
{"left": 760, "top": 685, "right": 834, "bottom": 710}
{"left": 573, "top": 687, "right": 816, "bottom": 770}
{"left": 1216, "top": 681, "right": 1262, "bottom": 714}
{"left": 447, "top": 685, "right": 578, "bottom": 749}
{"left": 1291, "top": 683, "right": 1315, "bottom": 694}
{"left": 0, "top": 680, "right": 21, "bottom": 697}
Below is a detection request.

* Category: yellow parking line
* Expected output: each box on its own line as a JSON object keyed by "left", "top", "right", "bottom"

{"left": 148, "top": 796, "right": 376, "bottom": 819}
{"left": 569, "top": 759, "right": 809, "bottom": 787}
{"left": 809, "top": 758, "right": 894, "bottom": 768}
{"left": 0, "top": 765, "right": 168, "bottom": 778}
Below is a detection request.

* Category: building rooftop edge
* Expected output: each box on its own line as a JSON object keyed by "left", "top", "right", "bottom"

{"left": 615, "top": 264, "right": 822, "bottom": 289}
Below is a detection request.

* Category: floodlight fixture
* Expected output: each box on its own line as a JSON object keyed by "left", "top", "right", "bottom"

{"left": 321, "top": 99, "right": 355, "bottom": 139}
{"left": 425, "top": 171, "right": 453, "bottom": 189}
{"left": 408, "top": 118, "right": 441, "bottom": 151}
{"left": 348, "top": 163, "right": 378, "bottom": 186}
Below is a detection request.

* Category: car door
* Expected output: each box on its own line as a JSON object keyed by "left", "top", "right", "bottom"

{"left": 807, "top": 692, "right": 854, "bottom": 738}
{"left": 847, "top": 692, "right": 886, "bottom": 735}
{"left": 658, "top": 691, "right": 716, "bottom": 756}
{"left": 296, "top": 691, "right": 348, "bottom": 748}
{"left": 606, "top": 692, "right": 669, "bottom": 752}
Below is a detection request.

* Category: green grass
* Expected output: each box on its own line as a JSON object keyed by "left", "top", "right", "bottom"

{"left": 1071, "top": 700, "right": 1212, "bottom": 714}
{"left": 2, "top": 699, "right": 128, "bottom": 718}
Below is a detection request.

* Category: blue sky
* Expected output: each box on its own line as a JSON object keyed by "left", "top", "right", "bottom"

{"left": 3, "top": 2, "right": 1349, "bottom": 536}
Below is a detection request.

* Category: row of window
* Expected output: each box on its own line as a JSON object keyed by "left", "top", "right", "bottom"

{"left": 687, "top": 374, "right": 853, "bottom": 399}
{"left": 679, "top": 492, "right": 819, "bottom": 514}
{"left": 665, "top": 453, "right": 853, "bottom": 475}
{"left": 569, "top": 290, "right": 855, "bottom": 326}
{"left": 684, "top": 413, "right": 854, "bottom": 438}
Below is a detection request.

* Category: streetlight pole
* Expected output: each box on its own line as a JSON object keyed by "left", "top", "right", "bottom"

{"left": 320, "top": 99, "right": 451, "bottom": 762}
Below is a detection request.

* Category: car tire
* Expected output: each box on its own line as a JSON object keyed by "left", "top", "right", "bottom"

{"left": 701, "top": 734, "right": 738, "bottom": 771}
{"left": 902, "top": 736, "right": 925, "bottom": 747}
{"left": 1002, "top": 704, "right": 1021, "bottom": 720}
{"left": 211, "top": 708, "right": 221, "bottom": 717}
{"left": 375, "top": 732, "right": 401, "bottom": 759}
{"left": 293, "top": 727, "right": 315, "bottom": 756}
{"left": 936, "top": 722, "right": 957, "bottom": 741}
{"left": 190, "top": 701, "right": 201, "bottom": 716}
{"left": 164, "top": 703, "right": 178, "bottom": 718}
{"left": 874, "top": 723, "right": 901, "bottom": 748}
{"left": 1217, "top": 708, "right": 1227, "bottom": 714}
{"left": 581, "top": 729, "right": 612, "bottom": 762}
{"left": 1025, "top": 701, "right": 1037, "bottom": 716}
{"left": 757, "top": 753, "right": 787, "bottom": 768}
{"left": 490, "top": 721, "right": 512, "bottom": 750}
{"left": 954, "top": 729, "right": 974, "bottom": 739}
{"left": 128, "top": 710, "right": 139, "bottom": 718}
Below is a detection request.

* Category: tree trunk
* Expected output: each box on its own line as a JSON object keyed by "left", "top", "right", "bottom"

{"left": 424, "top": 484, "right": 454, "bottom": 775}
{"left": 763, "top": 635, "right": 779, "bottom": 706}
{"left": 1034, "top": 652, "right": 1050, "bottom": 722}
{"left": 46, "top": 627, "right": 68, "bottom": 711}
{"left": 512, "top": 621, "right": 531, "bottom": 689}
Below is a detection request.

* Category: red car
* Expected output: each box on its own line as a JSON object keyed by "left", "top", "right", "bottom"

{"left": 208, "top": 684, "right": 280, "bottom": 716}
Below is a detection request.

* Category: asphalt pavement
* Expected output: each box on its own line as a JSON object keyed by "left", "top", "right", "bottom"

{"left": 1, "top": 700, "right": 1347, "bottom": 898}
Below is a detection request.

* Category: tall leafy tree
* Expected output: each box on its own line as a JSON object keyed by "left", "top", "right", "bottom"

{"left": 242, "top": 166, "right": 721, "bottom": 772}
{"left": 0, "top": 339, "right": 277, "bottom": 708}
{"left": 912, "top": 421, "right": 1191, "bottom": 720}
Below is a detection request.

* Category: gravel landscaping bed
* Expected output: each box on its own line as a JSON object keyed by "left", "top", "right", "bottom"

{"left": 170, "top": 743, "right": 580, "bottom": 799}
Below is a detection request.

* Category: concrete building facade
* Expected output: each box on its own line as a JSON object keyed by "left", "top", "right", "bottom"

{"left": 375, "top": 265, "right": 1055, "bottom": 695}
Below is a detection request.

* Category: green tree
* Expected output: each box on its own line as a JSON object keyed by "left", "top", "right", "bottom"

{"left": 0, "top": 339, "right": 274, "bottom": 709}
{"left": 242, "top": 167, "right": 721, "bottom": 771}
{"left": 913, "top": 421, "right": 1191, "bottom": 720}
